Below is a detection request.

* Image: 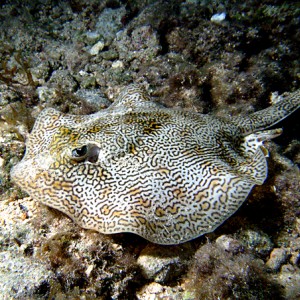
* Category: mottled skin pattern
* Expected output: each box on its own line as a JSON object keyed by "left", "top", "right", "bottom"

{"left": 11, "top": 86, "right": 300, "bottom": 244}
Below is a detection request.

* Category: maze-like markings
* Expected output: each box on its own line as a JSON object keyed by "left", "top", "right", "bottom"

{"left": 11, "top": 86, "right": 300, "bottom": 244}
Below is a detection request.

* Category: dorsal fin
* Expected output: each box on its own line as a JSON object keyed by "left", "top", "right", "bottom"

{"left": 108, "top": 84, "right": 159, "bottom": 110}
{"left": 232, "top": 89, "right": 300, "bottom": 135}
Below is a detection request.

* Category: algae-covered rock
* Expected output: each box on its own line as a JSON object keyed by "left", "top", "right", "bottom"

{"left": 137, "top": 244, "right": 192, "bottom": 283}
{"left": 239, "top": 229, "right": 274, "bottom": 258}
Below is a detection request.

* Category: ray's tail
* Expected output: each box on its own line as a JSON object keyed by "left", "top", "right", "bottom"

{"left": 233, "top": 89, "right": 300, "bottom": 135}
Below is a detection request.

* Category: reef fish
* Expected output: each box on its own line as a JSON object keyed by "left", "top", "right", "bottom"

{"left": 11, "top": 86, "right": 300, "bottom": 244}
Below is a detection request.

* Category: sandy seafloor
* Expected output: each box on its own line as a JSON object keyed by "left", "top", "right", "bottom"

{"left": 0, "top": 0, "right": 300, "bottom": 299}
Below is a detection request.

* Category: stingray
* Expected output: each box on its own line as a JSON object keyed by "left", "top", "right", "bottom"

{"left": 11, "top": 86, "right": 300, "bottom": 244}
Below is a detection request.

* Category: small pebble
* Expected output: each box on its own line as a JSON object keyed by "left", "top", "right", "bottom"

{"left": 266, "top": 248, "right": 288, "bottom": 271}
{"left": 85, "top": 264, "right": 94, "bottom": 277}
{"left": 137, "top": 244, "right": 191, "bottom": 283}
{"left": 89, "top": 41, "right": 105, "bottom": 55}
{"left": 216, "top": 235, "right": 243, "bottom": 254}
{"left": 290, "top": 252, "right": 300, "bottom": 266}
{"left": 85, "top": 31, "right": 100, "bottom": 43}
{"left": 211, "top": 12, "right": 226, "bottom": 23}
{"left": 111, "top": 60, "right": 124, "bottom": 69}
{"left": 0, "top": 157, "right": 4, "bottom": 168}
{"left": 146, "top": 282, "right": 164, "bottom": 294}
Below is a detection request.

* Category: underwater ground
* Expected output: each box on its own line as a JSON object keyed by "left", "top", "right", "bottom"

{"left": 0, "top": 0, "right": 299, "bottom": 299}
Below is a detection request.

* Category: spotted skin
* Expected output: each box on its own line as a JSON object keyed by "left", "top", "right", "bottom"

{"left": 11, "top": 86, "right": 300, "bottom": 244}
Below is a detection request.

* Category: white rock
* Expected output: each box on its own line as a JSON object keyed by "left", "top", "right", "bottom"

{"left": 85, "top": 31, "right": 100, "bottom": 42}
{"left": 0, "top": 157, "right": 4, "bottom": 168}
{"left": 89, "top": 41, "right": 105, "bottom": 55}
{"left": 216, "top": 235, "right": 242, "bottom": 253}
{"left": 266, "top": 248, "right": 288, "bottom": 271}
{"left": 112, "top": 60, "right": 124, "bottom": 69}
{"left": 211, "top": 12, "right": 226, "bottom": 23}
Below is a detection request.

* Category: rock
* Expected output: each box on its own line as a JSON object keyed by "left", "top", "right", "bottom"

{"left": 211, "top": 12, "right": 226, "bottom": 24}
{"left": 0, "top": 197, "right": 54, "bottom": 299}
{"left": 37, "top": 86, "right": 58, "bottom": 104}
{"left": 137, "top": 282, "right": 185, "bottom": 300}
{"left": 115, "top": 25, "right": 161, "bottom": 64}
{"left": 84, "top": 31, "right": 101, "bottom": 44}
{"left": 215, "top": 235, "right": 243, "bottom": 254}
{"left": 111, "top": 60, "right": 124, "bottom": 69}
{"left": 100, "top": 49, "right": 119, "bottom": 60}
{"left": 239, "top": 229, "right": 274, "bottom": 257}
{"left": 89, "top": 41, "right": 105, "bottom": 56}
{"left": 79, "top": 76, "right": 97, "bottom": 89}
{"left": 48, "top": 70, "right": 78, "bottom": 92}
{"left": 277, "top": 264, "right": 300, "bottom": 299}
{"left": 290, "top": 252, "right": 300, "bottom": 267}
{"left": 94, "top": 7, "right": 126, "bottom": 45}
{"left": 0, "top": 85, "right": 21, "bottom": 106}
{"left": 137, "top": 244, "right": 192, "bottom": 283}
{"left": 0, "top": 250, "right": 53, "bottom": 298}
{"left": 30, "top": 61, "right": 51, "bottom": 84}
{"left": 142, "top": 282, "right": 163, "bottom": 294}
{"left": 290, "top": 236, "right": 300, "bottom": 267}
{"left": 266, "top": 248, "right": 288, "bottom": 271}
{"left": 75, "top": 89, "right": 111, "bottom": 111}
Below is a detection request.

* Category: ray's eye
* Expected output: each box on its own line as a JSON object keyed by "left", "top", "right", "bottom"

{"left": 71, "top": 144, "right": 100, "bottom": 163}
{"left": 72, "top": 145, "right": 88, "bottom": 158}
